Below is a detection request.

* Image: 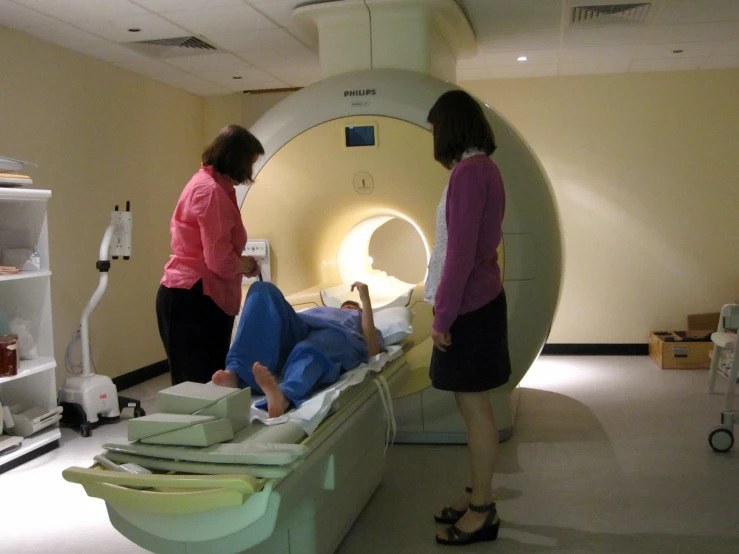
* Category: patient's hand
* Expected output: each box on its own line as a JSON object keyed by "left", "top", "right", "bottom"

{"left": 351, "top": 281, "right": 370, "bottom": 299}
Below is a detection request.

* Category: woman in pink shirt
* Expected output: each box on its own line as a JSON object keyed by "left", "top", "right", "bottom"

{"left": 425, "top": 91, "right": 511, "bottom": 546}
{"left": 156, "top": 125, "right": 264, "bottom": 385}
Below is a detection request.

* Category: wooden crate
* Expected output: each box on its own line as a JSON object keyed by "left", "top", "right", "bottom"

{"left": 648, "top": 331, "right": 714, "bottom": 370}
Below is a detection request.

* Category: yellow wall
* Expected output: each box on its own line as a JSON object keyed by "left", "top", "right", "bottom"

{"left": 464, "top": 70, "right": 739, "bottom": 343}
{"left": 0, "top": 27, "right": 204, "bottom": 381}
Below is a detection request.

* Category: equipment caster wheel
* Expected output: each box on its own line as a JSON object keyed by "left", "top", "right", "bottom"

{"left": 80, "top": 422, "right": 93, "bottom": 438}
{"left": 133, "top": 407, "right": 146, "bottom": 418}
{"left": 708, "top": 426, "right": 734, "bottom": 453}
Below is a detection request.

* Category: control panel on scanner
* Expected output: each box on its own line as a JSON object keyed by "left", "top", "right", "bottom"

{"left": 242, "top": 239, "right": 271, "bottom": 284}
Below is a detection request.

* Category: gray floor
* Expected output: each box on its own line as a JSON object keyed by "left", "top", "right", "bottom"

{"left": 2, "top": 356, "right": 738, "bottom": 553}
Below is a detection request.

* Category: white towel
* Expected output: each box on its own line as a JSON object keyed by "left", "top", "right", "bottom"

{"left": 250, "top": 346, "right": 403, "bottom": 435}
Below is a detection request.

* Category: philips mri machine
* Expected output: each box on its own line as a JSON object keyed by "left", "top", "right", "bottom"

{"left": 61, "top": 3, "right": 562, "bottom": 552}
{"left": 240, "top": 68, "right": 562, "bottom": 444}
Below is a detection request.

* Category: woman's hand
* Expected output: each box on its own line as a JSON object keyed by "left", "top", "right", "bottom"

{"left": 431, "top": 329, "right": 452, "bottom": 352}
{"left": 239, "top": 256, "right": 260, "bottom": 278}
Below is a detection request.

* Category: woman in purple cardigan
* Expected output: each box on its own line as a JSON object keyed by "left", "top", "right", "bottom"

{"left": 425, "top": 90, "right": 512, "bottom": 547}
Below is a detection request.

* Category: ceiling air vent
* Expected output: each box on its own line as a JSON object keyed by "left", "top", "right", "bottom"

{"left": 124, "top": 36, "right": 219, "bottom": 59}
{"left": 571, "top": 3, "right": 651, "bottom": 25}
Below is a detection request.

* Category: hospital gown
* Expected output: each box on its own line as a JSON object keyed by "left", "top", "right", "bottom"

{"left": 225, "top": 282, "right": 385, "bottom": 409}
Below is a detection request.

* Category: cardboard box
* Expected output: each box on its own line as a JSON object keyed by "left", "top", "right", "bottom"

{"left": 649, "top": 330, "right": 714, "bottom": 370}
{"left": 687, "top": 313, "right": 720, "bottom": 332}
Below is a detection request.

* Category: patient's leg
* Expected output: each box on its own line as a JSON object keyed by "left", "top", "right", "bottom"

{"left": 253, "top": 362, "right": 291, "bottom": 418}
{"left": 278, "top": 333, "right": 341, "bottom": 409}
{"left": 216, "top": 282, "right": 308, "bottom": 389}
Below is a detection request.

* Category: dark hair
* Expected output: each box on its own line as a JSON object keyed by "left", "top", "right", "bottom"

{"left": 427, "top": 90, "right": 496, "bottom": 170}
{"left": 202, "top": 124, "right": 265, "bottom": 183}
{"left": 341, "top": 300, "right": 361, "bottom": 310}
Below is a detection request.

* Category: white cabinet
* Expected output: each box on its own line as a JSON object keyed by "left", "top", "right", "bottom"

{"left": 0, "top": 188, "right": 61, "bottom": 471}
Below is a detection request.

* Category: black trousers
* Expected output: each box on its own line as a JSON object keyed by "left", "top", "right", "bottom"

{"left": 156, "top": 281, "right": 235, "bottom": 386}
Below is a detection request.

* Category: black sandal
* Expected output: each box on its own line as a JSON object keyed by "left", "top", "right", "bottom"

{"left": 433, "top": 487, "right": 472, "bottom": 524}
{"left": 435, "top": 501, "right": 500, "bottom": 546}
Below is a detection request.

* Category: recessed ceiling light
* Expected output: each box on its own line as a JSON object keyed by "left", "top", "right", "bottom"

{"left": 233, "top": 76, "right": 242, "bottom": 80}
{"left": 517, "top": 55, "right": 528, "bottom": 62}
{"left": 672, "top": 49, "right": 684, "bottom": 54}
{"left": 128, "top": 28, "right": 141, "bottom": 32}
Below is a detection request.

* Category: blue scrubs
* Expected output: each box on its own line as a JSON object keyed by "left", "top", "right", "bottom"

{"left": 225, "top": 282, "right": 384, "bottom": 408}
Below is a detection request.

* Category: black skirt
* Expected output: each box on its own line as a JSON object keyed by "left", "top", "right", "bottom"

{"left": 430, "top": 289, "right": 511, "bottom": 393}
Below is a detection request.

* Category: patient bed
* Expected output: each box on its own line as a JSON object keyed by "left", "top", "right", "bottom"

{"left": 64, "top": 314, "right": 417, "bottom": 554}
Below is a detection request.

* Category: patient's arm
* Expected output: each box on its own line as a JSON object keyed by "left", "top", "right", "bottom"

{"left": 352, "top": 282, "right": 381, "bottom": 357}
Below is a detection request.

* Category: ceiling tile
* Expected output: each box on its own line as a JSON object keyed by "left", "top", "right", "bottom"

{"left": 22, "top": 24, "right": 143, "bottom": 63}
{"left": 563, "top": 25, "right": 647, "bottom": 48}
{"left": 201, "top": 65, "right": 279, "bottom": 82}
{"left": 654, "top": 0, "right": 739, "bottom": 24}
{"left": 73, "top": 13, "right": 187, "bottom": 42}
{"left": 560, "top": 58, "right": 632, "bottom": 76}
{"left": 248, "top": 0, "right": 305, "bottom": 28}
{"left": 456, "top": 53, "right": 488, "bottom": 70}
{"left": 161, "top": 4, "right": 276, "bottom": 34}
{"left": 561, "top": 46, "right": 638, "bottom": 63}
{"left": 199, "top": 69, "right": 288, "bottom": 91}
{"left": 0, "top": 0, "right": 61, "bottom": 28}
{"left": 237, "top": 44, "right": 318, "bottom": 68}
{"left": 285, "top": 25, "right": 318, "bottom": 50}
{"left": 647, "top": 22, "right": 739, "bottom": 43}
{"left": 487, "top": 63, "right": 558, "bottom": 79}
{"left": 637, "top": 42, "right": 719, "bottom": 60}
{"left": 267, "top": 64, "right": 322, "bottom": 87}
{"left": 134, "top": 0, "right": 243, "bottom": 12}
{"left": 456, "top": 67, "right": 490, "bottom": 82}
{"left": 485, "top": 49, "right": 559, "bottom": 66}
{"left": 630, "top": 57, "right": 707, "bottom": 72}
{"left": 702, "top": 55, "right": 739, "bottom": 69}
{"left": 164, "top": 52, "right": 248, "bottom": 73}
{"left": 204, "top": 27, "right": 304, "bottom": 52}
{"left": 460, "top": 0, "right": 562, "bottom": 34}
{"left": 478, "top": 28, "right": 561, "bottom": 52}
{"left": 115, "top": 55, "right": 190, "bottom": 77}
{"left": 713, "top": 40, "right": 739, "bottom": 56}
{"left": 12, "top": 0, "right": 147, "bottom": 22}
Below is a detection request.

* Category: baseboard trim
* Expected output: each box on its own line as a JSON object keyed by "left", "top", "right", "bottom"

{"left": 113, "top": 360, "right": 169, "bottom": 392}
{"left": 542, "top": 344, "right": 648, "bottom": 356}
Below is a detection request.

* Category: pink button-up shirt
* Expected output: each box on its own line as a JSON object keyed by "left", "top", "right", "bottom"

{"left": 161, "top": 164, "right": 247, "bottom": 316}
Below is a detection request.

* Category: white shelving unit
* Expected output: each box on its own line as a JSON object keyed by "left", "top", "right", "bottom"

{"left": 0, "top": 187, "right": 61, "bottom": 471}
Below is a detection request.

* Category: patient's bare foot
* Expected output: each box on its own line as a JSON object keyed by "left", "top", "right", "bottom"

{"left": 253, "top": 362, "right": 290, "bottom": 418}
{"left": 212, "top": 369, "right": 239, "bottom": 388}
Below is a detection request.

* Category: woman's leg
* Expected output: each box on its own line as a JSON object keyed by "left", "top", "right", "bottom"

{"left": 438, "top": 390, "right": 498, "bottom": 537}
{"left": 157, "top": 282, "right": 227, "bottom": 385}
{"left": 221, "top": 282, "right": 308, "bottom": 390}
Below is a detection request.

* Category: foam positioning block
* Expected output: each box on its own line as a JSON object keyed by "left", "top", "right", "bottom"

{"left": 198, "top": 388, "right": 251, "bottom": 433}
{"left": 128, "top": 413, "right": 216, "bottom": 441}
{"left": 157, "top": 382, "right": 239, "bottom": 414}
{"left": 140, "top": 419, "right": 235, "bottom": 447}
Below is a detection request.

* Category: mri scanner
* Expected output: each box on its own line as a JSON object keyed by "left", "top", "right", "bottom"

{"left": 62, "top": 1, "right": 561, "bottom": 553}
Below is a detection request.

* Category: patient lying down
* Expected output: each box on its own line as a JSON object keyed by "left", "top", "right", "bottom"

{"left": 213, "top": 281, "right": 384, "bottom": 418}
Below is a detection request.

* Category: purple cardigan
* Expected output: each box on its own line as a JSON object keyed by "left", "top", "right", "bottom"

{"left": 433, "top": 156, "right": 505, "bottom": 334}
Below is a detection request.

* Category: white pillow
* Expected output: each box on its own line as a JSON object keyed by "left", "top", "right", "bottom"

{"left": 373, "top": 307, "right": 414, "bottom": 346}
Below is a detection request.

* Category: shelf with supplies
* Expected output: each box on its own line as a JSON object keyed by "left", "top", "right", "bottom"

{"left": 1, "top": 176, "right": 59, "bottom": 471}
{"left": 0, "top": 270, "right": 51, "bottom": 283}
{"left": 0, "top": 426, "right": 61, "bottom": 469}
{"left": 0, "top": 357, "right": 56, "bottom": 385}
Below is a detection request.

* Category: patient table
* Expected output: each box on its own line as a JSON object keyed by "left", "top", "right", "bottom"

{"left": 63, "top": 345, "right": 409, "bottom": 554}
